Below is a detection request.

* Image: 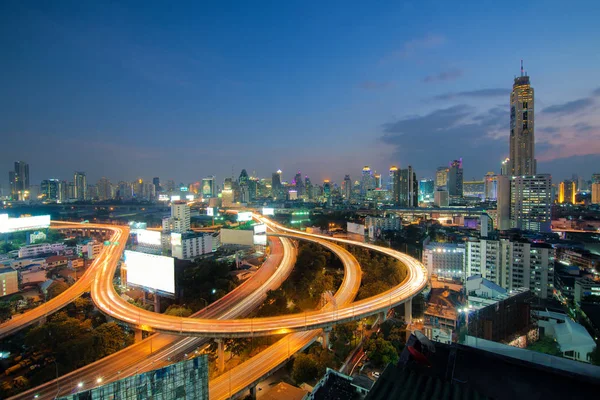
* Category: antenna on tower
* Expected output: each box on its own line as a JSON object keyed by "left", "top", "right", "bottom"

{"left": 520, "top": 60, "right": 524, "bottom": 77}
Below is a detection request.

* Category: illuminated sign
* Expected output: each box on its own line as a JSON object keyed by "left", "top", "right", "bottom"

{"left": 180, "top": 186, "right": 189, "bottom": 192}
{"left": 129, "top": 221, "right": 147, "bottom": 230}
{"left": 253, "top": 224, "right": 267, "bottom": 234}
{"left": 171, "top": 232, "right": 182, "bottom": 247}
{"left": 158, "top": 194, "right": 170, "bottom": 202}
{"left": 0, "top": 214, "right": 51, "bottom": 233}
{"left": 262, "top": 207, "right": 275, "bottom": 216}
{"left": 186, "top": 194, "right": 195, "bottom": 201}
{"left": 237, "top": 212, "right": 253, "bottom": 222}
{"left": 254, "top": 234, "right": 267, "bottom": 245}
{"left": 171, "top": 195, "right": 181, "bottom": 202}
{"left": 136, "top": 229, "right": 162, "bottom": 246}
{"left": 124, "top": 250, "right": 175, "bottom": 294}
{"left": 207, "top": 207, "right": 214, "bottom": 216}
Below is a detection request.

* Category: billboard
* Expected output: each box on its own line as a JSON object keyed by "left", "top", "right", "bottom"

{"left": 0, "top": 214, "right": 51, "bottom": 233}
{"left": 124, "top": 250, "right": 175, "bottom": 294}
{"left": 171, "top": 195, "right": 181, "bottom": 202}
{"left": 207, "top": 207, "right": 215, "bottom": 216}
{"left": 347, "top": 222, "right": 365, "bottom": 236}
{"left": 254, "top": 234, "right": 267, "bottom": 245}
{"left": 262, "top": 207, "right": 275, "bottom": 216}
{"left": 220, "top": 229, "right": 254, "bottom": 246}
{"left": 158, "top": 194, "right": 170, "bottom": 202}
{"left": 136, "top": 229, "right": 162, "bottom": 246}
{"left": 237, "top": 212, "right": 253, "bottom": 222}
{"left": 253, "top": 224, "right": 267, "bottom": 234}
{"left": 171, "top": 232, "right": 182, "bottom": 246}
{"left": 186, "top": 194, "right": 195, "bottom": 201}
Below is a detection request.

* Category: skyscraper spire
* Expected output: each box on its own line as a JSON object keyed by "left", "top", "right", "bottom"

{"left": 520, "top": 59, "right": 524, "bottom": 77}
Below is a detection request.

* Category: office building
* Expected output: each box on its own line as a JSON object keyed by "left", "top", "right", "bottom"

{"left": 360, "top": 166, "right": 375, "bottom": 196}
{"left": 152, "top": 177, "right": 160, "bottom": 192}
{"left": 271, "top": 170, "right": 283, "bottom": 200}
{"left": 41, "top": 179, "right": 61, "bottom": 202}
{"left": 222, "top": 178, "right": 234, "bottom": 207}
{"left": 463, "top": 180, "right": 485, "bottom": 200}
{"left": 171, "top": 201, "right": 191, "bottom": 233}
{"left": 510, "top": 62, "right": 536, "bottom": 175}
{"left": 399, "top": 166, "right": 417, "bottom": 207}
{"left": 592, "top": 182, "right": 600, "bottom": 204}
{"left": 365, "top": 215, "right": 402, "bottom": 240}
{"left": 9, "top": 161, "right": 30, "bottom": 200}
{"left": 202, "top": 176, "right": 215, "bottom": 198}
{"left": 172, "top": 232, "right": 215, "bottom": 260}
{"left": 558, "top": 180, "right": 576, "bottom": 204}
{"left": 117, "top": 181, "right": 134, "bottom": 200}
{"left": 510, "top": 174, "right": 552, "bottom": 233}
{"left": 484, "top": 172, "right": 498, "bottom": 201}
{"left": 447, "top": 159, "right": 463, "bottom": 197}
{"left": 434, "top": 190, "right": 449, "bottom": 207}
{"left": 389, "top": 166, "right": 400, "bottom": 205}
{"left": 436, "top": 166, "right": 449, "bottom": 190}
{"left": 422, "top": 243, "right": 465, "bottom": 278}
{"left": 419, "top": 178, "right": 434, "bottom": 203}
{"left": 97, "top": 177, "right": 112, "bottom": 201}
{"left": 342, "top": 175, "right": 352, "bottom": 201}
{"left": 74, "top": 171, "right": 87, "bottom": 201}
{"left": 465, "top": 239, "right": 502, "bottom": 284}
{"left": 496, "top": 174, "right": 511, "bottom": 230}
{"left": 0, "top": 267, "right": 19, "bottom": 297}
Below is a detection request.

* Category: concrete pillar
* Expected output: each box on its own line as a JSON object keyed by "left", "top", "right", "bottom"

{"left": 134, "top": 328, "right": 143, "bottom": 343}
{"left": 249, "top": 386, "right": 257, "bottom": 399}
{"left": 216, "top": 339, "right": 225, "bottom": 372}
{"left": 378, "top": 311, "right": 387, "bottom": 324}
{"left": 153, "top": 294, "right": 160, "bottom": 313}
{"left": 404, "top": 298, "right": 412, "bottom": 325}
{"left": 322, "top": 328, "right": 331, "bottom": 349}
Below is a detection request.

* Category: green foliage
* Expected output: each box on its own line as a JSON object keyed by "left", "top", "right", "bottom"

{"left": 0, "top": 302, "right": 12, "bottom": 322}
{"left": 345, "top": 247, "right": 407, "bottom": 300}
{"left": 588, "top": 346, "right": 600, "bottom": 365}
{"left": 46, "top": 280, "right": 69, "bottom": 299}
{"left": 292, "top": 353, "right": 319, "bottom": 384}
{"left": 179, "top": 260, "right": 238, "bottom": 311}
{"left": 527, "top": 336, "right": 562, "bottom": 357}
{"left": 164, "top": 305, "right": 193, "bottom": 317}
{"left": 365, "top": 335, "right": 399, "bottom": 367}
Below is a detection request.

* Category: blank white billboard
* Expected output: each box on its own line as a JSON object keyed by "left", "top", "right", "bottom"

{"left": 262, "top": 207, "right": 275, "bottom": 216}
{"left": 253, "top": 224, "right": 267, "bottom": 234}
{"left": 347, "top": 222, "right": 365, "bottom": 236}
{"left": 171, "top": 195, "right": 181, "bottom": 202}
{"left": 136, "top": 229, "right": 162, "bottom": 246}
{"left": 0, "top": 214, "right": 51, "bottom": 233}
{"left": 220, "top": 229, "right": 254, "bottom": 246}
{"left": 124, "top": 250, "right": 175, "bottom": 294}
{"left": 237, "top": 212, "right": 253, "bottom": 222}
{"left": 207, "top": 207, "right": 215, "bottom": 216}
{"left": 254, "top": 234, "right": 267, "bottom": 245}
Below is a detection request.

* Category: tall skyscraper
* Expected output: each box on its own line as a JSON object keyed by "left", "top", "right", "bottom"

{"left": 510, "top": 61, "right": 536, "bottom": 175}
{"left": 271, "top": 170, "right": 283, "bottom": 200}
{"left": 418, "top": 179, "right": 434, "bottom": 203}
{"left": 342, "top": 175, "right": 352, "bottom": 201}
{"left": 74, "top": 171, "right": 87, "bottom": 201}
{"left": 9, "top": 161, "right": 29, "bottom": 200}
{"left": 399, "top": 166, "right": 417, "bottom": 207}
{"left": 294, "top": 171, "right": 305, "bottom": 196}
{"left": 389, "top": 166, "right": 400, "bottom": 205}
{"left": 500, "top": 158, "right": 510, "bottom": 176}
{"left": 447, "top": 159, "right": 463, "bottom": 197}
{"left": 360, "top": 166, "right": 375, "bottom": 196}
{"left": 435, "top": 166, "right": 449, "bottom": 191}
{"left": 510, "top": 174, "right": 552, "bottom": 233}
{"left": 153, "top": 177, "right": 161, "bottom": 193}
{"left": 496, "top": 174, "right": 511, "bottom": 230}
{"left": 558, "top": 180, "right": 576, "bottom": 204}
{"left": 222, "top": 178, "right": 234, "bottom": 206}
{"left": 484, "top": 172, "right": 498, "bottom": 201}
{"left": 592, "top": 183, "right": 600, "bottom": 204}
{"left": 97, "top": 177, "right": 112, "bottom": 201}
{"left": 41, "top": 179, "right": 60, "bottom": 201}
{"left": 171, "top": 201, "right": 191, "bottom": 233}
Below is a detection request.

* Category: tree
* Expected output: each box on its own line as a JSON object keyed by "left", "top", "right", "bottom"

{"left": 365, "top": 336, "right": 399, "bottom": 367}
{"left": 164, "top": 305, "right": 193, "bottom": 317}
{"left": 292, "top": 353, "right": 319, "bottom": 384}
{"left": 0, "top": 302, "right": 12, "bottom": 322}
{"left": 94, "top": 322, "right": 133, "bottom": 357}
{"left": 46, "top": 280, "right": 69, "bottom": 299}
{"left": 527, "top": 336, "right": 562, "bottom": 357}
{"left": 588, "top": 346, "right": 600, "bottom": 365}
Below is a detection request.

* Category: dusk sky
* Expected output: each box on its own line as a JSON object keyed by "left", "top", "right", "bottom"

{"left": 1, "top": 1, "right": 600, "bottom": 189}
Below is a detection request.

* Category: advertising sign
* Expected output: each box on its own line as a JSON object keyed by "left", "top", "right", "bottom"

{"left": 124, "top": 250, "right": 175, "bottom": 294}
{"left": 0, "top": 214, "right": 51, "bottom": 233}
{"left": 237, "top": 212, "right": 253, "bottom": 222}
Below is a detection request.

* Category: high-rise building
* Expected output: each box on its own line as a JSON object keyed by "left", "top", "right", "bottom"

{"left": 97, "top": 177, "right": 112, "bottom": 201}
{"left": 592, "top": 183, "right": 600, "bottom": 204}
{"left": 9, "top": 161, "right": 29, "bottom": 200}
{"left": 360, "top": 166, "right": 375, "bottom": 196}
{"left": 305, "top": 176, "right": 313, "bottom": 200}
{"left": 222, "top": 178, "right": 234, "bottom": 206}
{"left": 419, "top": 179, "right": 435, "bottom": 203}
{"left": 389, "top": 166, "right": 400, "bottom": 205}
{"left": 510, "top": 62, "right": 536, "bottom": 175}
{"left": 342, "top": 175, "right": 352, "bottom": 202}
{"left": 500, "top": 158, "right": 510, "bottom": 176}
{"left": 399, "top": 166, "right": 417, "bottom": 207}
{"left": 238, "top": 169, "right": 249, "bottom": 185}
{"left": 153, "top": 177, "right": 161, "bottom": 193}
{"left": 171, "top": 201, "right": 191, "bottom": 233}
{"left": 484, "top": 172, "right": 498, "bottom": 201}
{"left": 510, "top": 174, "right": 552, "bottom": 233}
{"left": 558, "top": 180, "right": 576, "bottom": 204}
{"left": 74, "top": 171, "right": 87, "bottom": 201}
{"left": 463, "top": 180, "right": 485, "bottom": 200}
{"left": 592, "top": 173, "right": 600, "bottom": 184}
{"left": 41, "top": 179, "right": 61, "bottom": 201}
{"left": 447, "top": 159, "right": 463, "bottom": 197}
{"left": 202, "top": 176, "right": 216, "bottom": 198}
{"left": 435, "top": 166, "right": 449, "bottom": 190}
{"left": 496, "top": 175, "right": 511, "bottom": 230}
{"left": 271, "top": 170, "right": 283, "bottom": 200}
{"left": 374, "top": 174, "right": 382, "bottom": 189}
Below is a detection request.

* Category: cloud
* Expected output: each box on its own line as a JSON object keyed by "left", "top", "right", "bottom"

{"left": 434, "top": 88, "right": 510, "bottom": 101}
{"left": 542, "top": 98, "right": 595, "bottom": 115}
{"left": 380, "top": 34, "right": 445, "bottom": 63}
{"left": 423, "top": 68, "right": 463, "bottom": 83}
{"left": 592, "top": 87, "right": 600, "bottom": 97}
{"left": 380, "top": 105, "right": 508, "bottom": 177}
{"left": 358, "top": 81, "right": 396, "bottom": 90}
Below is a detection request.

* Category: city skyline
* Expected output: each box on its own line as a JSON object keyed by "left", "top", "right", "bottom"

{"left": 2, "top": 2, "right": 600, "bottom": 187}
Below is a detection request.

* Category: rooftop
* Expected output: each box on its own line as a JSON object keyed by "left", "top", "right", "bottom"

{"left": 260, "top": 382, "right": 308, "bottom": 400}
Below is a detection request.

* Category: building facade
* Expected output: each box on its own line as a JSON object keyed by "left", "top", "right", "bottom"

{"left": 510, "top": 174, "right": 552, "bottom": 233}
{"left": 422, "top": 243, "right": 465, "bottom": 278}
{"left": 510, "top": 63, "right": 536, "bottom": 175}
